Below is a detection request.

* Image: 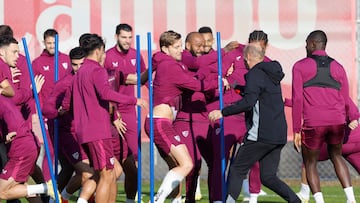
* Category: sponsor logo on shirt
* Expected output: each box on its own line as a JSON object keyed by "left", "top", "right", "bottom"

{"left": 174, "top": 135, "right": 181, "bottom": 142}
{"left": 182, "top": 131, "right": 189, "bottom": 137}
{"left": 236, "top": 56, "right": 242, "bottom": 61}
{"left": 131, "top": 59, "right": 136, "bottom": 66}
{"left": 62, "top": 62, "right": 68, "bottom": 70}
{"left": 112, "top": 61, "right": 119, "bottom": 67}
{"left": 110, "top": 157, "right": 115, "bottom": 165}
{"left": 72, "top": 152, "right": 79, "bottom": 160}
{"left": 1, "top": 169, "right": 7, "bottom": 174}
{"left": 43, "top": 65, "right": 50, "bottom": 71}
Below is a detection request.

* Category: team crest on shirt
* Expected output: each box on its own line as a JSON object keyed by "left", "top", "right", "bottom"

{"left": 174, "top": 135, "right": 181, "bottom": 142}
{"left": 182, "top": 131, "right": 189, "bottom": 137}
{"left": 72, "top": 152, "right": 79, "bottom": 160}
{"left": 1, "top": 169, "right": 7, "bottom": 174}
{"left": 110, "top": 157, "right": 115, "bottom": 165}
{"left": 112, "top": 61, "right": 119, "bottom": 67}
{"left": 131, "top": 59, "right": 136, "bottom": 66}
{"left": 43, "top": 65, "right": 50, "bottom": 71}
{"left": 236, "top": 56, "right": 242, "bottom": 61}
{"left": 62, "top": 62, "right": 68, "bottom": 70}
{"left": 215, "top": 128, "right": 221, "bottom": 135}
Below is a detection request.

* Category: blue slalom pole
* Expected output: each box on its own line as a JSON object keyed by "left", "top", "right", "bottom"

{"left": 136, "top": 35, "right": 142, "bottom": 203}
{"left": 147, "top": 32, "right": 155, "bottom": 203}
{"left": 54, "top": 34, "right": 59, "bottom": 178}
{"left": 216, "top": 32, "right": 227, "bottom": 202}
{"left": 22, "top": 38, "right": 60, "bottom": 203}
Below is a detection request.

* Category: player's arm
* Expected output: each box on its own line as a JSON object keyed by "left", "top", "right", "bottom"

{"left": 0, "top": 79, "right": 14, "bottom": 97}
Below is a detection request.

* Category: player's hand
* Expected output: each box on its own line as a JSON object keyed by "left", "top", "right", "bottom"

{"left": 348, "top": 119, "right": 359, "bottom": 130}
{"left": 136, "top": 98, "right": 149, "bottom": 110}
{"left": 30, "top": 74, "right": 45, "bottom": 93}
{"left": 226, "top": 64, "right": 234, "bottom": 77}
{"left": 208, "top": 110, "right": 223, "bottom": 122}
{"left": 113, "top": 118, "right": 127, "bottom": 139}
{"left": 5, "top": 132, "right": 16, "bottom": 144}
{"left": 223, "top": 41, "right": 240, "bottom": 53}
{"left": 222, "top": 78, "right": 230, "bottom": 91}
{"left": 10, "top": 67, "right": 22, "bottom": 84}
{"left": 293, "top": 132, "right": 301, "bottom": 153}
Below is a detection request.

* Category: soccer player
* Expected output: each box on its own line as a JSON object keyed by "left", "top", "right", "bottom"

{"left": 174, "top": 31, "right": 211, "bottom": 203}
{"left": 0, "top": 24, "right": 46, "bottom": 203}
{"left": 209, "top": 43, "right": 301, "bottom": 203}
{"left": 0, "top": 94, "right": 60, "bottom": 201}
{"left": 174, "top": 31, "right": 235, "bottom": 203}
{"left": 198, "top": 26, "right": 214, "bottom": 54}
{"left": 72, "top": 33, "right": 146, "bottom": 203}
{"left": 144, "top": 30, "right": 221, "bottom": 203}
{"left": 292, "top": 30, "right": 357, "bottom": 203}
{"left": 32, "top": 28, "right": 72, "bottom": 185}
{"left": 103, "top": 23, "right": 147, "bottom": 203}
{"left": 42, "top": 46, "right": 96, "bottom": 203}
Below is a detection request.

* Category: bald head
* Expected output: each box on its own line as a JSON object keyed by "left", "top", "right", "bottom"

{"left": 244, "top": 42, "right": 265, "bottom": 69}
{"left": 306, "top": 30, "right": 327, "bottom": 46}
{"left": 306, "top": 30, "right": 327, "bottom": 56}
{"left": 185, "top": 32, "right": 205, "bottom": 57}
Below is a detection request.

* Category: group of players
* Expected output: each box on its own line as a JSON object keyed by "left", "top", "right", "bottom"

{"left": 0, "top": 22, "right": 358, "bottom": 203}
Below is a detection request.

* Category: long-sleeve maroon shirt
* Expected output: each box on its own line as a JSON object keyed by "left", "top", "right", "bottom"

{"left": 292, "top": 50, "right": 353, "bottom": 133}
{"left": 73, "top": 59, "right": 137, "bottom": 144}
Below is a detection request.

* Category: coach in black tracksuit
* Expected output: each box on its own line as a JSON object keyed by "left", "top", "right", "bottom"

{"left": 208, "top": 43, "right": 301, "bottom": 203}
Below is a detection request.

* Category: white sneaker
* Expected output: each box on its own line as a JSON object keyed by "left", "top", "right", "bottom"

{"left": 242, "top": 197, "right": 250, "bottom": 202}
{"left": 195, "top": 192, "right": 202, "bottom": 201}
{"left": 258, "top": 189, "right": 267, "bottom": 196}
{"left": 296, "top": 192, "right": 309, "bottom": 203}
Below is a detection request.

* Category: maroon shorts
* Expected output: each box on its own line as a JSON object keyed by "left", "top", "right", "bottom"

{"left": 83, "top": 138, "right": 115, "bottom": 170}
{"left": 302, "top": 124, "right": 346, "bottom": 150}
{"left": 0, "top": 135, "right": 39, "bottom": 182}
{"left": 60, "top": 132, "right": 88, "bottom": 165}
{"left": 145, "top": 117, "right": 182, "bottom": 155}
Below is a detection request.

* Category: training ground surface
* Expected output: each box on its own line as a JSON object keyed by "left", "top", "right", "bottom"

{"left": 44, "top": 179, "right": 360, "bottom": 203}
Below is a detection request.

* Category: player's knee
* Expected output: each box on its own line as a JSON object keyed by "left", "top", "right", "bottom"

{"left": 181, "top": 161, "right": 194, "bottom": 175}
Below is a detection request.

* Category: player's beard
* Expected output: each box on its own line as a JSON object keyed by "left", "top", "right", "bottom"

{"left": 117, "top": 42, "right": 129, "bottom": 54}
{"left": 190, "top": 49, "right": 202, "bottom": 57}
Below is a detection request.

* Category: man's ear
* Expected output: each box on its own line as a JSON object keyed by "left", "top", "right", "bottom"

{"left": 0, "top": 48, "right": 5, "bottom": 57}
{"left": 185, "top": 41, "right": 190, "bottom": 50}
{"left": 94, "top": 48, "right": 100, "bottom": 58}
